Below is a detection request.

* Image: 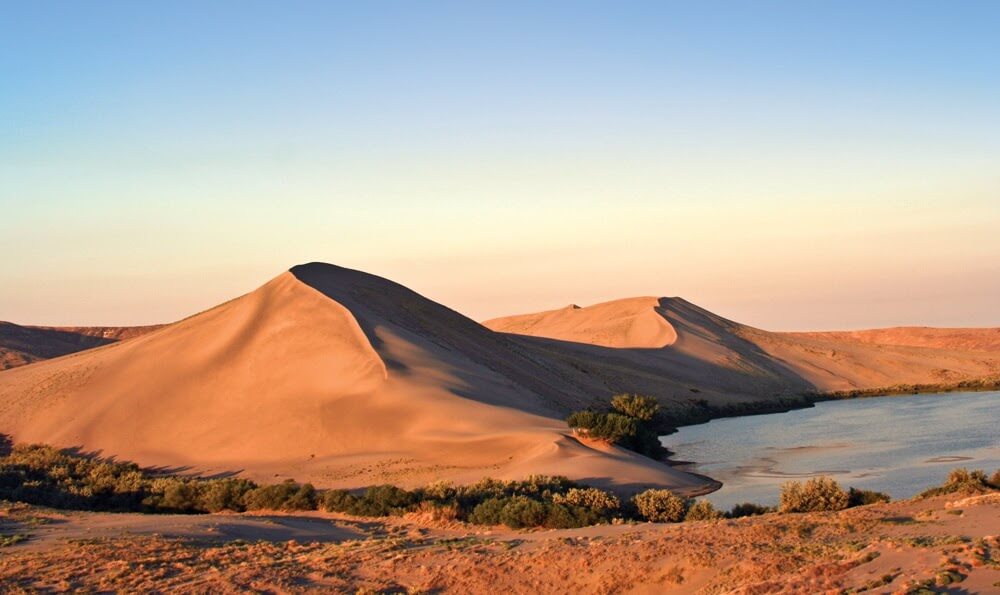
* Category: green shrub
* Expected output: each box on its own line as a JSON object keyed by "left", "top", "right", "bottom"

{"left": 632, "top": 489, "right": 689, "bottom": 522}
{"left": 779, "top": 477, "right": 848, "bottom": 513}
{"left": 567, "top": 395, "right": 666, "bottom": 459}
{"left": 566, "top": 411, "right": 639, "bottom": 443}
{"left": 198, "top": 479, "right": 255, "bottom": 513}
{"left": 467, "top": 497, "right": 508, "bottom": 525}
{"left": 847, "top": 487, "right": 891, "bottom": 507}
{"left": 158, "top": 480, "right": 203, "bottom": 513}
{"left": 919, "top": 468, "right": 993, "bottom": 498}
{"left": 243, "top": 480, "right": 317, "bottom": 511}
{"left": 610, "top": 394, "right": 660, "bottom": 422}
{"left": 498, "top": 496, "right": 548, "bottom": 528}
{"left": 684, "top": 499, "right": 723, "bottom": 521}
{"left": 321, "top": 489, "right": 358, "bottom": 513}
{"left": 727, "top": 502, "right": 772, "bottom": 518}
{"left": 510, "top": 475, "right": 575, "bottom": 497}
{"left": 351, "top": 485, "right": 417, "bottom": 516}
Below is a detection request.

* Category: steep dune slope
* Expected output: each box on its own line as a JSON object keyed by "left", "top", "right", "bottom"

{"left": 0, "top": 264, "right": 711, "bottom": 495}
{"left": 0, "top": 322, "right": 161, "bottom": 370}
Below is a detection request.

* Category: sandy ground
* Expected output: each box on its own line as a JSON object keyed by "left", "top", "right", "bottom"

{"left": 1, "top": 493, "right": 997, "bottom": 593}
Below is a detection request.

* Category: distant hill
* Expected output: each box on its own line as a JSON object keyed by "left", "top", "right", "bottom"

{"left": 0, "top": 322, "right": 163, "bottom": 370}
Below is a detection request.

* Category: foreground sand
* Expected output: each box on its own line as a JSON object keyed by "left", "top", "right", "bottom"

{"left": 1, "top": 493, "right": 997, "bottom": 593}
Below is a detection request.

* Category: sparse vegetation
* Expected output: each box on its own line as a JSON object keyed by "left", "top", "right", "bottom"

{"left": 918, "top": 468, "right": 996, "bottom": 498}
{"left": 684, "top": 499, "right": 723, "bottom": 521}
{"left": 727, "top": 502, "right": 773, "bottom": 518}
{"left": 847, "top": 487, "right": 891, "bottom": 507}
{"left": 809, "top": 375, "right": 1000, "bottom": 401}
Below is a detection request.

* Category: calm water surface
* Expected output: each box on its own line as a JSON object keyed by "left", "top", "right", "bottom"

{"left": 660, "top": 391, "right": 999, "bottom": 509}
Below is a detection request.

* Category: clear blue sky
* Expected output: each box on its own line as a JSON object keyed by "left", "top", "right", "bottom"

{"left": 2, "top": 1, "right": 999, "bottom": 329}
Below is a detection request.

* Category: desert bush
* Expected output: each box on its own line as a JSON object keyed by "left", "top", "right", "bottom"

{"left": 566, "top": 411, "right": 639, "bottom": 443}
{"left": 847, "top": 487, "right": 891, "bottom": 507}
{"left": 551, "top": 487, "right": 620, "bottom": 514}
{"left": 610, "top": 394, "right": 660, "bottom": 422}
{"left": 198, "top": 479, "right": 255, "bottom": 513}
{"left": 321, "top": 489, "right": 358, "bottom": 513}
{"left": 157, "top": 480, "right": 204, "bottom": 512}
{"left": 544, "top": 502, "right": 602, "bottom": 528}
{"left": 779, "top": 477, "right": 848, "bottom": 513}
{"left": 632, "top": 489, "right": 689, "bottom": 522}
{"left": 990, "top": 470, "right": 1000, "bottom": 489}
{"left": 727, "top": 502, "right": 772, "bottom": 518}
{"left": 684, "top": 499, "right": 723, "bottom": 521}
{"left": 412, "top": 500, "right": 461, "bottom": 522}
{"left": 351, "top": 484, "right": 417, "bottom": 516}
{"left": 467, "top": 497, "right": 507, "bottom": 525}
{"left": 919, "top": 468, "right": 992, "bottom": 498}
{"left": 510, "top": 475, "right": 575, "bottom": 497}
{"left": 243, "top": 480, "right": 317, "bottom": 511}
{"left": 416, "top": 480, "right": 457, "bottom": 503}
{"left": 498, "top": 495, "right": 548, "bottom": 528}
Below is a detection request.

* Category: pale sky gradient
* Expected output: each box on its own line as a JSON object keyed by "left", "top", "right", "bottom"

{"left": 2, "top": 1, "right": 999, "bottom": 330}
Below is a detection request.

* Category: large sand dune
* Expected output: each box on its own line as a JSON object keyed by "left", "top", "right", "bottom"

{"left": 0, "top": 264, "right": 710, "bottom": 494}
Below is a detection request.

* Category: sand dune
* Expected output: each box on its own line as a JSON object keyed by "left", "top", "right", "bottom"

{"left": 0, "top": 322, "right": 161, "bottom": 370}
{"left": 0, "top": 264, "right": 710, "bottom": 495}
{"left": 483, "top": 297, "right": 678, "bottom": 348}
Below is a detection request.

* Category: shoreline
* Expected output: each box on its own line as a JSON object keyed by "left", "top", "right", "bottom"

{"left": 659, "top": 379, "right": 1000, "bottom": 495}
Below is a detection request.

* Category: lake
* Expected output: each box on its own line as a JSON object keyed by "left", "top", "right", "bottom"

{"left": 660, "top": 391, "right": 999, "bottom": 509}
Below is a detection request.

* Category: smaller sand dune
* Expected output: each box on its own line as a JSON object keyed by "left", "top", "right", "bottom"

{"left": 484, "top": 297, "right": 678, "bottom": 349}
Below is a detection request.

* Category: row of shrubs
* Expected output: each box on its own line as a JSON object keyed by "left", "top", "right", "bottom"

{"left": 2, "top": 443, "right": 996, "bottom": 529}
{"left": 0, "top": 443, "right": 320, "bottom": 513}
{"left": 808, "top": 375, "right": 1000, "bottom": 401}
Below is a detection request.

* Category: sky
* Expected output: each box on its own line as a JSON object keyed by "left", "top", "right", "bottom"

{"left": 2, "top": 1, "right": 999, "bottom": 330}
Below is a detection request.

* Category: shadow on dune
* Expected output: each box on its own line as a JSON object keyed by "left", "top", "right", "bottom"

{"left": 290, "top": 262, "right": 594, "bottom": 416}
{"left": 290, "top": 263, "right": 818, "bottom": 427}
{"left": 494, "top": 299, "right": 820, "bottom": 425}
